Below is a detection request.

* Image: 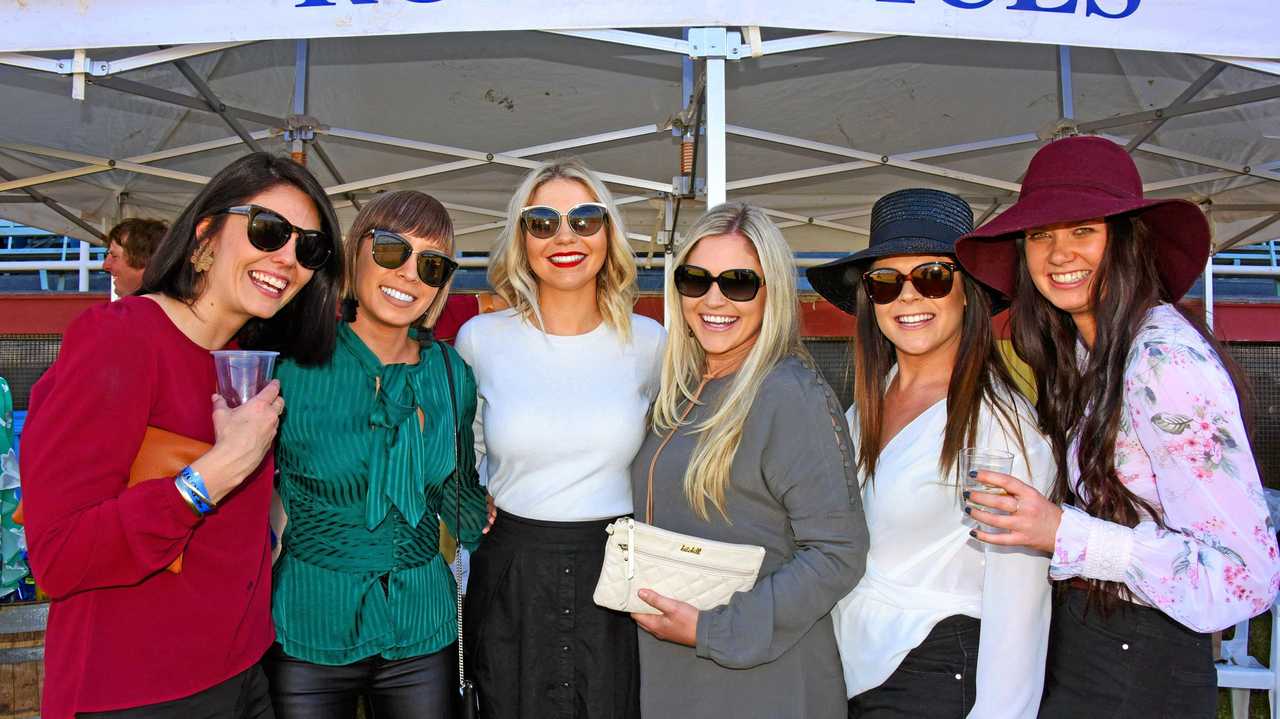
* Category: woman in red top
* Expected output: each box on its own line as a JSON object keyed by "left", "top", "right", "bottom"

{"left": 19, "top": 152, "right": 343, "bottom": 718}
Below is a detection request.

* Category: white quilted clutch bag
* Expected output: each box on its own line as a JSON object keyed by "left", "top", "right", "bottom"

{"left": 592, "top": 517, "right": 766, "bottom": 615}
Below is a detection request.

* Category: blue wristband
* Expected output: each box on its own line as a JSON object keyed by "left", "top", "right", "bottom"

{"left": 178, "top": 466, "right": 214, "bottom": 506}
{"left": 177, "top": 466, "right": 214, "bottom": 515}
{"left": 174, "top": 477, "right": 211, "bottom": 517}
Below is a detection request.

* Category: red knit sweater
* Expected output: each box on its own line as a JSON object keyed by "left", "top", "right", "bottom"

{"left": 20, "top": 297, "right": 274, "bottom": 717}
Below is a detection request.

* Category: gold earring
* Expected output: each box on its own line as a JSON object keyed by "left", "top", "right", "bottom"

{"left": 190, "top": 241, "right": 214, "bottom": 273}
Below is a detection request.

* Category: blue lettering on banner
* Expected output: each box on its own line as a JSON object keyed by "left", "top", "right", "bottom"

{"left": 1006, "top": 0, "right": 1076, "bottom": 12}
{"left": 875, "top": 0, "right": 1138, "bottom": 17}
{"left": 297, "top": 0, "right": 442, "bottom": 6}
{"left": 292, "top": 0, "right": 1137, "bottom": 18}
{"left": 1085, "top": 0, "right": 1139, "bottom": 18}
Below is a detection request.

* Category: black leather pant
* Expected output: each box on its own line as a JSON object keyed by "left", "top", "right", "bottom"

{"left": 79, "top": 665, "right": 273, "bottom": 719}
{"left": 264, "top": 643, "right": 455, "bottom": 719}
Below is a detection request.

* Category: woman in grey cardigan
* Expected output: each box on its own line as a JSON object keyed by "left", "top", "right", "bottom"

{"left": 630, "top": 202, "right": 869, "bottom": 718}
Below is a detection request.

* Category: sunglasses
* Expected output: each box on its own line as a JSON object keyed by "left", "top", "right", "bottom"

{"left": 519, "top": 203, "right": 609, "bottom": 240}
{"left": 213, "top": 205, "right": 332, "bottom": 270}
{"left": 673, "top": 264, "right": 766, "bottom": 302}
{"left": 861, "top": 261, "right": 959, "bottom": 304}
{"left": 368, "top": 230, "right": 459, "bottom": 288}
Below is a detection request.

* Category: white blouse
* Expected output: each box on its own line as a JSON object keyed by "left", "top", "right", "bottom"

{"left": 454, "top": 309, "right": 666, "bottom": 522}
{"left": 831, "top": 387, "right": 1055, "bottom": 719}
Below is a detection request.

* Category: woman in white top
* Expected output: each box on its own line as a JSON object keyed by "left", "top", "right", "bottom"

{"left": 807, "top": 188, "right": 1055, "bottom": 718}
{"left": 455, "top": 158, "right": 665, "bottom": 719}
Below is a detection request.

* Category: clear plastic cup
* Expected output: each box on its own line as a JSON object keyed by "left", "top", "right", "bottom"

{"left": 211, "top": 350, "right": 279, "bottom": 408}
{"left": 961, "top": 447, "right": 1015, "bottom": 533}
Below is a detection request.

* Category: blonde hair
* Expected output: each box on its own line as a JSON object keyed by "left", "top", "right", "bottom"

{"left": 652, "top": 203, "right": 808, "bottom": 520}
{"left": 488, "top": 158, "right": 637, "bottom": 340}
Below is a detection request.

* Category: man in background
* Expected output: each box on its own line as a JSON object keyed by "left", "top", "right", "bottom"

{"left": 102, "top": 217, "right": 166, "bottom": 296}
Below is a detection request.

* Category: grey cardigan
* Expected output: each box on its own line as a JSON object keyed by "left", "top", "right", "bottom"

{"left": 631, "top": 355, "right": 869, "bottom": 718}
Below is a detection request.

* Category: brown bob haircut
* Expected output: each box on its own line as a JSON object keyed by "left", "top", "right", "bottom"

{"left": 343, "top": 190, "right": 456, "bottom": 329}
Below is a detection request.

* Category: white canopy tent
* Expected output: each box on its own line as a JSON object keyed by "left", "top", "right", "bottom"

{"left": 0, "top": 1, "right": 1278, "bottom": 275}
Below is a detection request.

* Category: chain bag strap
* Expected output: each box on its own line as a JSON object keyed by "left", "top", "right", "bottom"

{"left": 438, "top": 342, "right": 480, "bottom": 719}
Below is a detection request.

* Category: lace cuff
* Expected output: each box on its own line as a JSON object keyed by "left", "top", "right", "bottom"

{"left": 1051, "top": 505, "right": 1134, "bottom": 583}
{"left": 1078, "top": 514, "right": 1135, "bottom": 583}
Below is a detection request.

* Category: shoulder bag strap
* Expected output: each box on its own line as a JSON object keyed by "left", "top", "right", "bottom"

{"left": 644, "top": 376, "right": 711, "bottom": 523}
{"left": 437, "top": 342, "right": 468, "bottom": 696}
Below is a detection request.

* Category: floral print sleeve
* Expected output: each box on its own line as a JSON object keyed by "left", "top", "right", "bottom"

{"left": 1050, "top": 306, "right": 1280, "bottom": 633}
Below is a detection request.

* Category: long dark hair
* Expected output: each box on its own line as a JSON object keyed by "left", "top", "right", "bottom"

{"left": 140, "top": 152, "right": 343, "bottom": 366}
{"left": 1010, "top": 216, "right": 1253, "bottom": 604}
{"left": 853, "top": 261, "right": 1026, "bottom": 484}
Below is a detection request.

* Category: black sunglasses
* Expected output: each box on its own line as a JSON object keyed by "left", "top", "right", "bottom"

{"left": 368, "top": 230, "right": 459, "bottom": 288}
{"left": 519, "top": 203, "right": 609, "bottom": 240}
{"left": 861, "top": 261, "right": 959, "bottom": 304}
{"left": 213, "top": 204, "right": 332, "bottom": 270}
{"left": 673, "top": 264, "right": 766, "bottom": 302}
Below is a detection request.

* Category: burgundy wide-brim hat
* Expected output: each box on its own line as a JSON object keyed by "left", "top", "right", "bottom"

{"left": 955, "top": 135, "right": 1211, "bottom": 302}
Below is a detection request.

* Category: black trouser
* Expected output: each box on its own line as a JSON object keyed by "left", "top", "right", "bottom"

{"left": 264, "top": 643, "right": 455, "bottom": 719}
{"left": 848, "top": 615, "right": 980, "bottom": 718}
{"left": 1039, "top": 587, "right": 1217, "bottom": 718}
{"left": 78, "top": 665, "right": 273, "bottom": 719}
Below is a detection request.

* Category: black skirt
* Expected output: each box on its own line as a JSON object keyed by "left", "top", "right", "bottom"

{"left": 463, "top": 510, "right": 640, "bottom": 719}
{"left": 1039, "top": 586, "right": 1218, "bottom": 718}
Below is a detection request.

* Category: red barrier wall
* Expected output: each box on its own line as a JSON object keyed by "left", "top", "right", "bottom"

{"left": 2, "top": 293, "right": 1277, "bottom": 343}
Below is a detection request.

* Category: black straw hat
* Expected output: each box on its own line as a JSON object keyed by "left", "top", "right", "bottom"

{"left": 806, "top": 188, "right": 975, "bottom": 315}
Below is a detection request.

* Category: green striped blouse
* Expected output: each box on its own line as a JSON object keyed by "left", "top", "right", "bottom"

{"left": 272, "top": 323, "right": 487, "bottom": 665}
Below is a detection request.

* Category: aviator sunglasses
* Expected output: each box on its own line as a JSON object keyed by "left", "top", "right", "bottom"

{"left": 673, "top": 264, "right": 766, "bottom": 302}
{"left": 212, "top": 204, "right": 332, "bottom": 270}
{"left": 519, "top": 202, "right": 610, "bottom": 240}
{"left": 368, "top": 230, "right": 459, "bottom": 288}
{"left": 861, "top": 261, "right": 959, "bottom": 304}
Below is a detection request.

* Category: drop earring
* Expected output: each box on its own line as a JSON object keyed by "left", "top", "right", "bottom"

{"left": 190, "top": 241, "right": 215, "bottom": 273}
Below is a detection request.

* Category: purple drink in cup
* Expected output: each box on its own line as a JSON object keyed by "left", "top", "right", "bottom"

{"left": 211, "top": 350, "right": 280, "bottom": 408}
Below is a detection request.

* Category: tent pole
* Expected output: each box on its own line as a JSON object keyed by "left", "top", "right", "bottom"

{"left": 173, "top": 59, "right": 265, "bottom": 153}
{"left": 726, "top": 125, "right": 1020, "bottom": 192}
{"left": 1204, "top": 256, "right": 1214, "bottom": 333}
{"left": 1078, "top": 84, "right": 1280, "bottom": 133}
{"left": 0, "top": 162, "right": 105, "bottom": 241}
{"left": 292, "top": 39, "right": 309, "bottom": 165}
{"left": 706, "top": 54, "right": 726, "bottom": 208}
{"left": 1143, "top": 159, "right": 1280, "bottom": 193}
{"left": 1125, "top": 62, "right": 1226, "bottom": 152}
{"left": 688, "top": 26, "right": 730, "bottom": 208}
{"left": 78, "top": 237, "right": 90, "bottom": 291}
{"left": 728, "top": 133, "right": 1037, "bottom": 191}
{"left": 663, "top": 193, "right": 675, "bottom": 326}
{"left": 1056, "top": 46, "right": 1074, "bottom": 121}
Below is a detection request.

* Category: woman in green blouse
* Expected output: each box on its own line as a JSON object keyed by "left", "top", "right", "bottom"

{"left": 266, "top": 190, "right": 488, "bottom": 717}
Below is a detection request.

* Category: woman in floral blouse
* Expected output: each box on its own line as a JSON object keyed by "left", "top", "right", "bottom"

{"left": 955, "top": 135, "right": 1280, "bottom": 718}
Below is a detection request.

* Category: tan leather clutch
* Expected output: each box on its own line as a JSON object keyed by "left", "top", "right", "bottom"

{"left": 14, "top": 425, "right": 212, "bottom": 574}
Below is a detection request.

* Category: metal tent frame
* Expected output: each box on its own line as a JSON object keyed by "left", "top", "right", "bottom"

{"left": 1, "top": 26, "right": 1278, "bottom": 314}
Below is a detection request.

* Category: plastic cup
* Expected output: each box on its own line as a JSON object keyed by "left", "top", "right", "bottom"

{"left": 961, "top": 447, "right": 1015, "bottom": 533}
{"left": 211, "top": 350, "right": 279, "bottom": 408}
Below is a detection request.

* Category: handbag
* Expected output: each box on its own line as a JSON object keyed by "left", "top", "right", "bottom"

{"left": 13, "top": 425, "right": 211, "bottom": 574}
{"left": 438, "top": 342, "right": 481, "bottom": 719}
{"left": 592, "top": 378, "right": 766, "bottom": 615}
